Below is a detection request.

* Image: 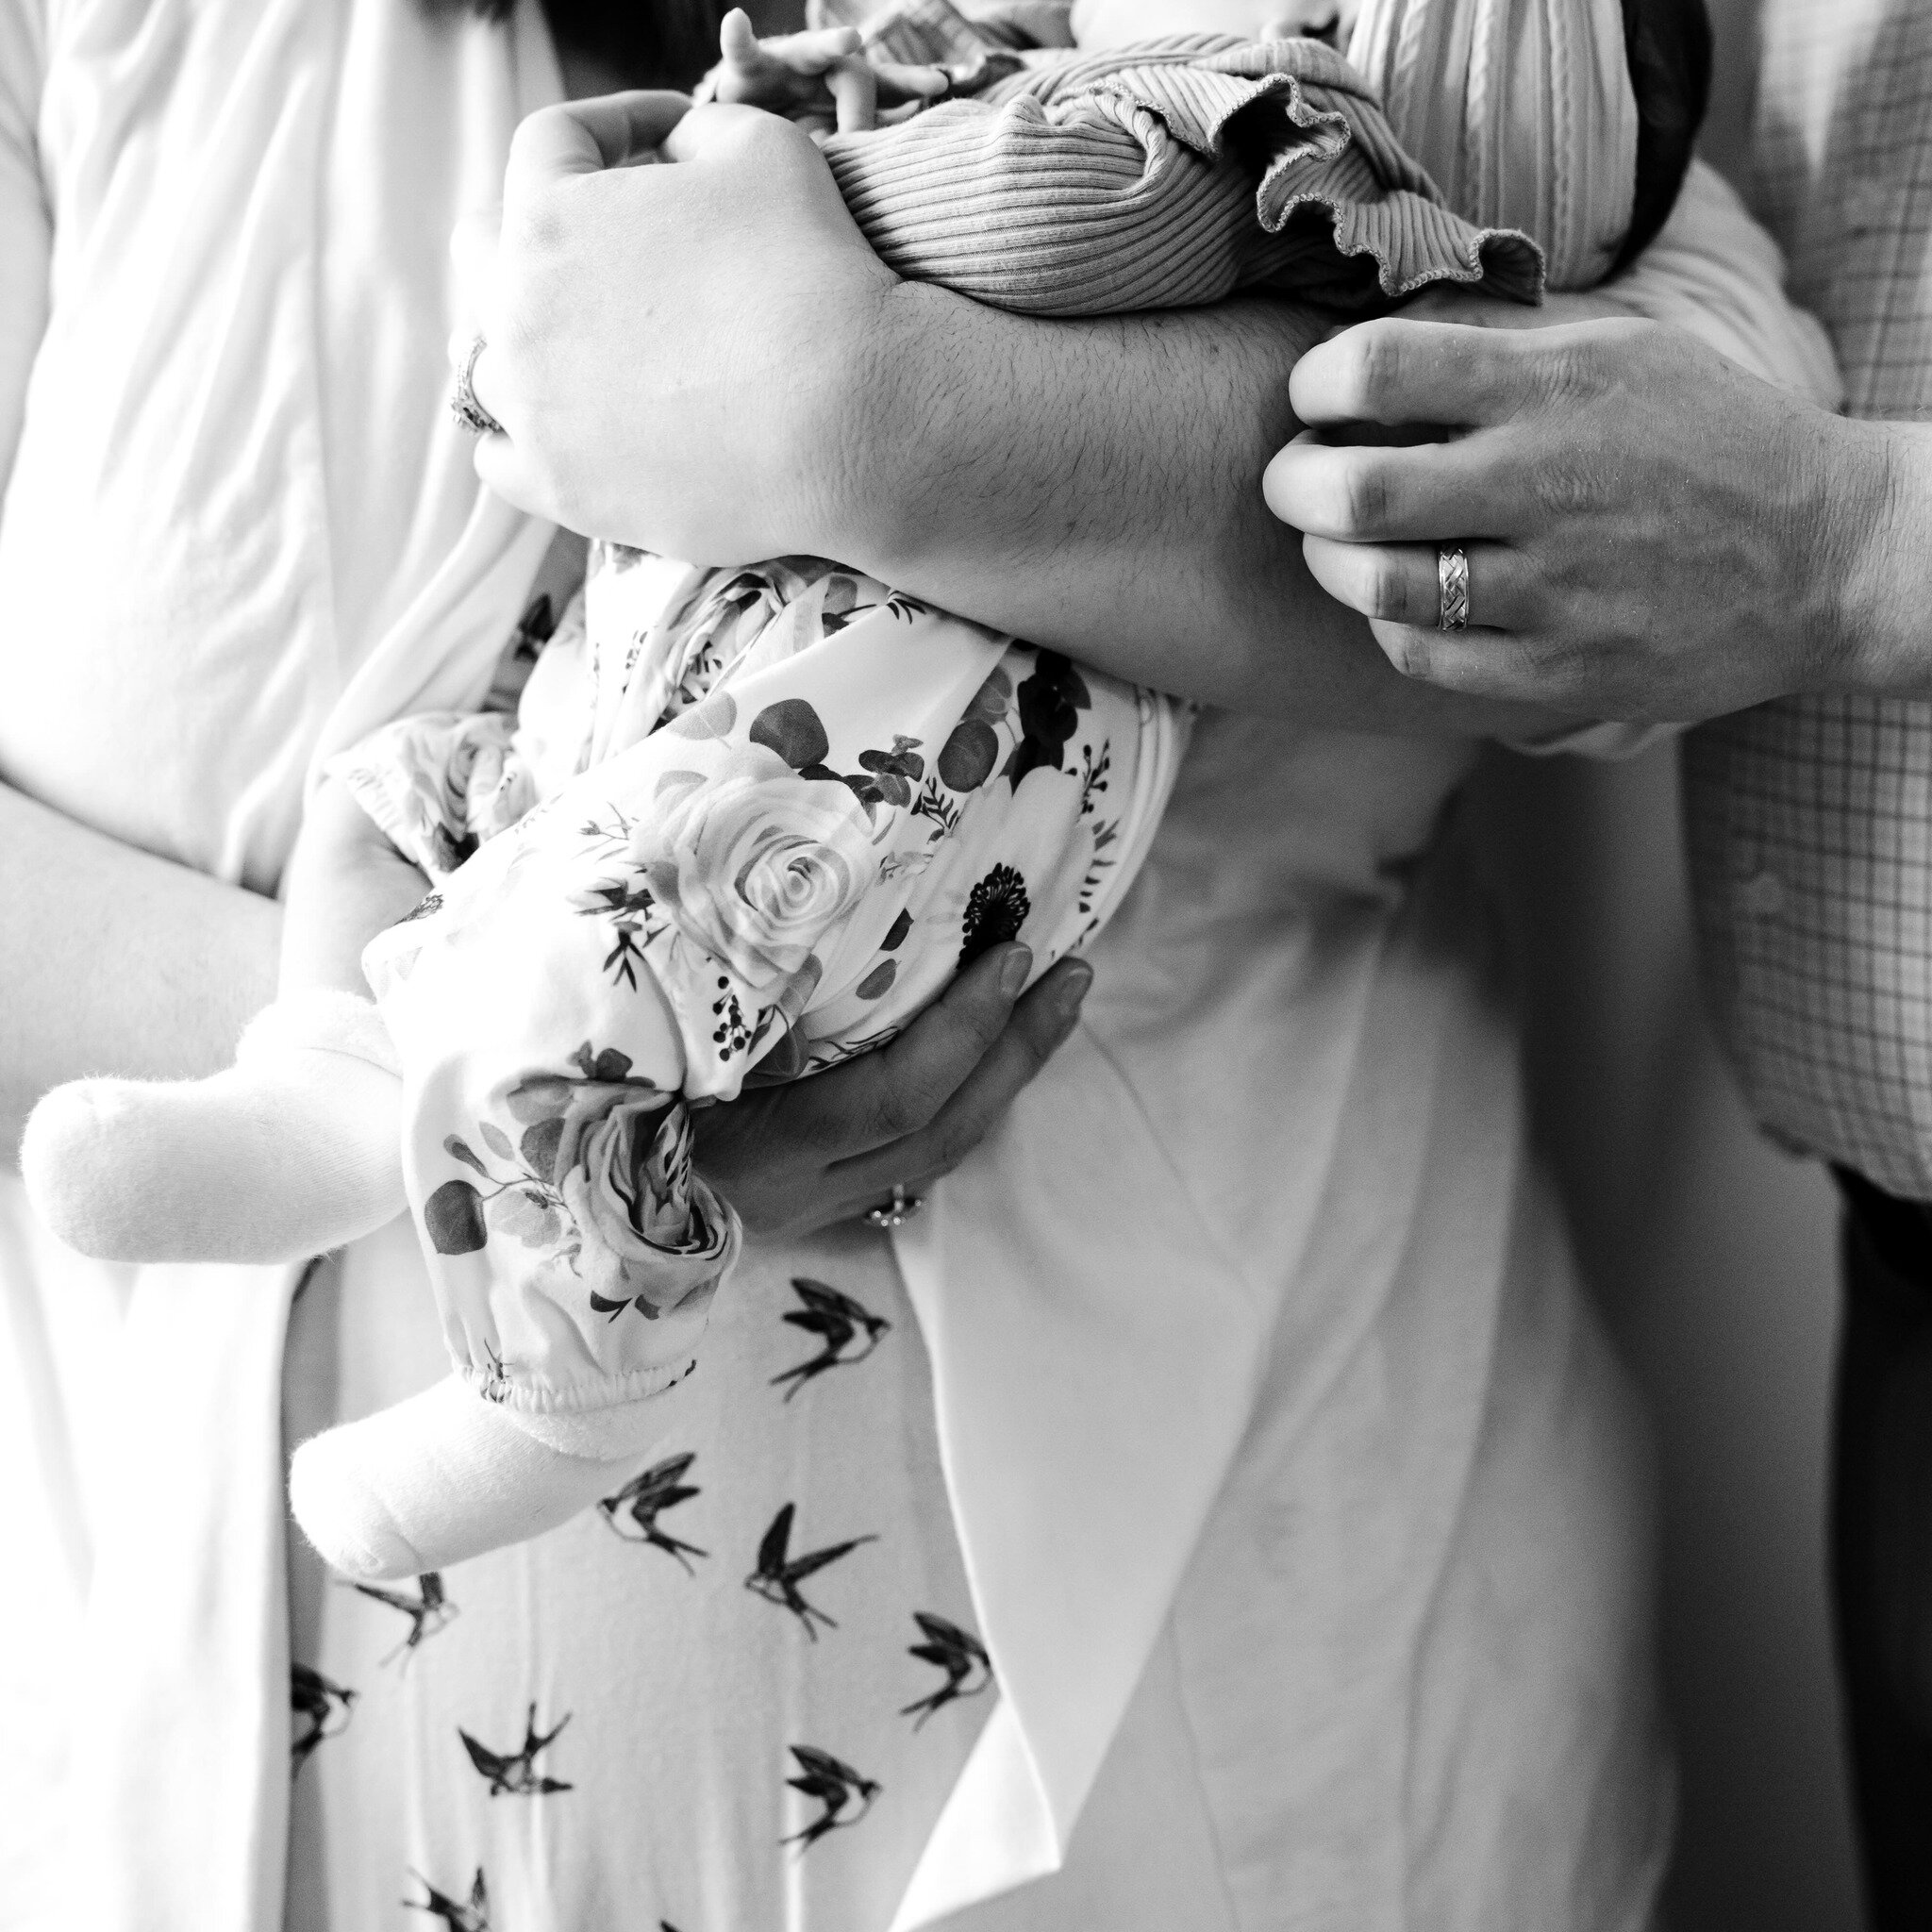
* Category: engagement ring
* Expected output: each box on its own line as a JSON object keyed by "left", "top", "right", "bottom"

{"left": 451, "top": 333, "right": 505, "bottom": 438}
{"left": 864, "top": 1184, "right": 924, "bottom": 1230}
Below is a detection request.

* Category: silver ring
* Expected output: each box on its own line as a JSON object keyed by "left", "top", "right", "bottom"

{"left": 452, "top": 334, "right": 505, "bottom": 438}
{"left": 863, "top": 1184, "right": 924, "bottom": 1231}
{"left": 1437, "top": 543, "right": 1470, "bottom": 632}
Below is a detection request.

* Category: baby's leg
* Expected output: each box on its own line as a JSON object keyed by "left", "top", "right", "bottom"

{"left": 21, "top": 781, "right": 424, "bottom": 1264}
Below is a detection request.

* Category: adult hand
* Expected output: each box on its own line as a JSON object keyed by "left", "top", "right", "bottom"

{"left": 691, "top": 942, "right": 1092, "bottom": 1240}
{"left": 456, "top": 92, "right": 895, "bottom": 563}
{"left": 1262, "top": 314, "right": 1902, "bottom": 722}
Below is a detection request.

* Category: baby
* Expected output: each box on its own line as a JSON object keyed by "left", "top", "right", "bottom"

{"left": 23, "top": 0, "right": 1696, "bottom": 1581}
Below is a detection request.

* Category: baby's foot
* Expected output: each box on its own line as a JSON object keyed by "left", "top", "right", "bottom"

{"left": 21, "top": 991, "right": 405, "bottom": 1265}
{"left": 290, "top": 1375, "right": 688, "bottom": 1579}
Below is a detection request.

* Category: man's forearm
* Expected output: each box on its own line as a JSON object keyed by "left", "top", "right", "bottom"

{"left": 0, "top": 783, "right": 279, "bottom": 1157}
{"left": 819, "top": 284, "right": 1565, "bottom": 736}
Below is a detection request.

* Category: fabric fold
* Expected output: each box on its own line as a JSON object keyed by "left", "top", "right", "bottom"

{"left": 62, "top": 1262, "right": 300, "bottom": 1932}
{"left": 823, "top": 18, "right": 1550, "bottom": 312}
{"left": 890, "top": 1029, "right": 1273, "bottom": 1923}
{"left": 878, "top": 717, "right": 1490, "bottom": 1924}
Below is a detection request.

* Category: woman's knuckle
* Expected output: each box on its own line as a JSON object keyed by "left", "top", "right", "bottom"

{"left": 924, "top": 1121, "right": 978, "bottom": 1178}
{"left": 869, "top": 1087, "right": 926, "bottom": 1143}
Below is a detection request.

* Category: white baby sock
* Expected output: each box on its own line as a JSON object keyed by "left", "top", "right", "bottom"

{"left": 20, "top": 991, "right": 407, "bottom": 1265}
{"left": 290, "top": 1375, "right": 682, "bottom": 1579}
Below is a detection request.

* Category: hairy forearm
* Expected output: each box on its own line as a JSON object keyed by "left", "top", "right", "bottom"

{"left": 818, "top": 284, "right": 1563, "bottom": 736}
{"left": 0, "top": 782, "right": 279, "bottom": 1158}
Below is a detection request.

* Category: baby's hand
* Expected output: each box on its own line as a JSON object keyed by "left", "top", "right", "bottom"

{"left": 697, "top": 7, "right": 947, "bottom": 135}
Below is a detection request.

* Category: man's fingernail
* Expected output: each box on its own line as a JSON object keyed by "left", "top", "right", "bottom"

{"left": 998, "top": 944, "right": 1033, "bottom": 998}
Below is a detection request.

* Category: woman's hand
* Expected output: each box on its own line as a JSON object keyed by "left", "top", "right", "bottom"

{"left": 692, "top": 941, "right": 1091, "bottom": 1239}
{"left": 457, "top": 93, "right": 896, "bottom": 564}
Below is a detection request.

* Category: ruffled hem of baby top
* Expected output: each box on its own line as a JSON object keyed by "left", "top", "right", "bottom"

{"left": 819, "top": 4, "right": 1550, "bottom": 311}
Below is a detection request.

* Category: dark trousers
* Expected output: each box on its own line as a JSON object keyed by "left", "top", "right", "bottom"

{"left": 1831, "top": 1166, "right": 1932, "bottom": 1929}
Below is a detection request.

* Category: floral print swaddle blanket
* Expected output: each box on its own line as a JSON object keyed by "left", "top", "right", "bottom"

{"left": 339, "top": 545, "right": 1189, "bottom": 1418}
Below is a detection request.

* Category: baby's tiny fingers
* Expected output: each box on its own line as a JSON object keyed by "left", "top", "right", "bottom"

{"left": 764, "top": 25, "right": 863, "bottom": 72}
{"left": 826, "top": 55, "right": 879, "bottom": 131}
{"left": 717, "top": 8, "right": 761, "bottom": 64}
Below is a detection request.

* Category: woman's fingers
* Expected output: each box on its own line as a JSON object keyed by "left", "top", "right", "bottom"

{"left": 1300, "top": 534, "right": 1539, "bottom": 633}
{"left": 811, "top": 939, "right": 1090, "bottom": 1158}
{"left": 686, "top": 947, "right": 1091, "bottom": 1240}
{"left": 828, "top": 958, "right": 1092, "bottom": 1201}
{"left": 800, "top": 941, "right": 1035, "bottom": 1159}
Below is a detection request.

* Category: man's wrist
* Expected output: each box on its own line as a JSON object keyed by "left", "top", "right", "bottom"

{"left": 792, "top": 278, "right": 971, "bottom": 575}
{"left": 1826, "top": 418, "right": 1932, "bottom": 698}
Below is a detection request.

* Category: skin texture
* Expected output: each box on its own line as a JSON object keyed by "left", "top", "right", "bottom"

{"left": 1265, "top": 308, "right": 1927, "bottom": 722}
{"left": 458, "top": 94, "right": 1570, "bottom": 739}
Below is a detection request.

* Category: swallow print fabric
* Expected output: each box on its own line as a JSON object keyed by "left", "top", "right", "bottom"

{"left": 286, "top": 1222, "right": 999, "bottom": 1932}
{"left": 329, "top": 548, "right": 1188, "bottom": 1424}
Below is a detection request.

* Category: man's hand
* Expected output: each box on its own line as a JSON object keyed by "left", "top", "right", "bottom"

{"left": 691, "top": 942, "right": 1092, "bottom": 1239}
{"left": 1262, "top": 314, "right": 1907, "bottom": 722}
{"left": 458, "top": 93, "right": 896, "bottom": 562}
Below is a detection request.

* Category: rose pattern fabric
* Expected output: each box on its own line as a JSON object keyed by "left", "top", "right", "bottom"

{"left": 357, "top": 543, "right": 1190, "bottom": 1417}
{"left": 558, "top": 1095, "right": 738, "bottom": 1318}
{"left": 630, "top": 745, "right": 880, "bottom": 991}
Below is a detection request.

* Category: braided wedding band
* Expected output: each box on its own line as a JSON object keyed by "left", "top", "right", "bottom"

{"left": 451, "top": 333, "right": 505, "bottom": 438}
{"left": 1437, "top": 543, "right": 1470, "bottom": 632}
{"left": 863, "top": 1184, "right": 925, "bottom": 1231}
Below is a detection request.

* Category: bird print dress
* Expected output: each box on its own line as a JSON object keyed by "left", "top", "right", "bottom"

{"left": 284, "top": 1215, "right": 995, "bottom": 1932}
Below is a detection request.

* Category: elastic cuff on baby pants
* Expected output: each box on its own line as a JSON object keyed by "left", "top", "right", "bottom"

{"left": 238, "top": 990, "right": 403, "bottom": 1076}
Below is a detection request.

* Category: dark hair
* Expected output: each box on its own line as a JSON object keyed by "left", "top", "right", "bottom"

{"left": 464, "top": 0, "right": 729, "bottom": 91}
{"left": 1616, "top": 0, "right": 1712, "bottom": 272}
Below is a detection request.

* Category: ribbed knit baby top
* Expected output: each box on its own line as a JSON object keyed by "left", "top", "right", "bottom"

{"left": 803, "top": 0, "right": 1550, "bottom": 314}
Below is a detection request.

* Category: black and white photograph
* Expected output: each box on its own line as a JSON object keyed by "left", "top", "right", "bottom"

{"left": 0, "top": 0, "right": 1926, "bottom": 1924}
